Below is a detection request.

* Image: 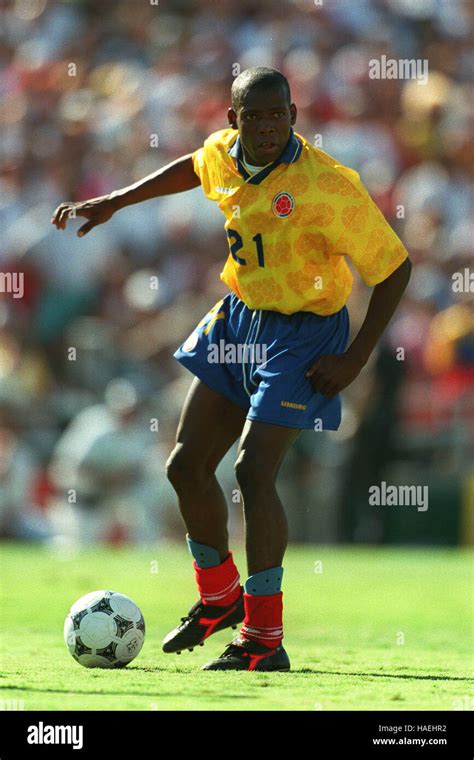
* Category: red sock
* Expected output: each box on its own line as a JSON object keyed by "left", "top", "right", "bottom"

{"left": 240, "top": 592, "right": 283, "bottom": 649}
{"left": 194, "top": 551, "right": 241, "bottom": 606}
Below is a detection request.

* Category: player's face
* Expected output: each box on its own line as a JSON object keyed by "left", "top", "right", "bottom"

{"left": 228, "top": 84, "right": 297, "bottom": 166}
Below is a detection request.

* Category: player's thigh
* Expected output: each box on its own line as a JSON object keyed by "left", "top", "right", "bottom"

{"left": 172, "top": 377, "right": 248, "bottom": 472}
{"left": 235, "top": 419, "right": 301, "bottom": 482}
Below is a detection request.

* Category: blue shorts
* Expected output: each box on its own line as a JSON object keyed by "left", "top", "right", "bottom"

{"left": 173, "top": 292, "right": 350, "bottom": 431}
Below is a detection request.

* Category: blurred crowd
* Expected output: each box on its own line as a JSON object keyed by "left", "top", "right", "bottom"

{"left": 0, "top": 0, "right": 473, "bottom": 546}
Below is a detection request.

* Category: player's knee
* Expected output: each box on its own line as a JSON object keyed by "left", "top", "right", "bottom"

{"left": 166, "top": 447, "right": 193, "bottom": 488}
{"left": 234, "top": 453, "right": 274, "bottom": 493}
{"left": 166, "top": 446, "right": 213, "bottom": 492}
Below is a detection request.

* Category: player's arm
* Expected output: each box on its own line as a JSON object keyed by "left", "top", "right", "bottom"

{"left": 306, "top": 257, "right": 412, "bottom": 396}
{"left": 51, "top": 153, "right": 200, "bottom": 237}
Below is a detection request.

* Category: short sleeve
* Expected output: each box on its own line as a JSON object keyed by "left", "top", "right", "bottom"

{"left": 191, "top": 145, "right": 220, "bottom": 202}
{"left": 334, "top": 174, "right": 409, "bottom": 286}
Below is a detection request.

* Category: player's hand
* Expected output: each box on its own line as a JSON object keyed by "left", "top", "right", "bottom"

{"left": 50, "top": 196, "right": 117, "bottom": 237}
{"left": 305, "top": 353, "right": 364, "bottom": 396}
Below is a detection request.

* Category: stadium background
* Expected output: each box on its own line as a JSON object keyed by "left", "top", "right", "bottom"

{"left": 1, "top": 0, "right": 473, "bottom": 549}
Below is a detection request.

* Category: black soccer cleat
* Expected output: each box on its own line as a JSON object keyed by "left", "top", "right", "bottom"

{"left": 162, "top": 587, "right": 244, "bottom": 654}
{"left": 201, "top": 635, "right": 291, "bottom": 671}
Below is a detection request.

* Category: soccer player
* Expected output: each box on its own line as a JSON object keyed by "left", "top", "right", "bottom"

{"left": 51, "top": 67, "right": 412, "bottom": 671}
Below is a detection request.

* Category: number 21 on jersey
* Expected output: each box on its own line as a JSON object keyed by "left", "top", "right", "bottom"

{"left": 227, "top": 229, "right": 265, "bottom": 267}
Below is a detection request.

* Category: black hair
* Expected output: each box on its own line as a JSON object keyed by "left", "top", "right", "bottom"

{"left": 231, "top": 67, "right": 291, "bottom": 111}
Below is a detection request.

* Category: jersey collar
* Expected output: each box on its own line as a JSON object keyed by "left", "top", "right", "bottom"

{"left": 228, "top": 128, "right": 303, "bottom": 185}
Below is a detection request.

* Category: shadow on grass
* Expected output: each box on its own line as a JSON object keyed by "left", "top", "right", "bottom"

{"left": 131, "top": 665, "right": 473, "bottom": 682}
{"left": 0, "top": 684, "right": 253, "bottom": 698}
{"left": 2, "top": 670, "right": 471, "bottom": 697}
{"left": 294, "top": 669, "right": 473, "bottom": 681}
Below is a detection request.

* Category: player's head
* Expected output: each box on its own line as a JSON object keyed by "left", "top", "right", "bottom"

{"left": 228, "top": 67, "right": 297, "bottom": 166}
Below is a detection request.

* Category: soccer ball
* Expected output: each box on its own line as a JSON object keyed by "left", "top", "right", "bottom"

{"left": 64, "top": 590, "right": 145, "bottom": 668}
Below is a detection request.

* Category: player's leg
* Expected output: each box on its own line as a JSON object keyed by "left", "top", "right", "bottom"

{"left": 234, "top": 418, "right": 301, "bottom": 574}
{"left": 202, "top": 419, "right": 300, "bottom": 671}
{"left": 163, "top": 377, "right": 248, "bottom": 653}
{"left": 166, "top": 376, "right": 247, "bottom": 560}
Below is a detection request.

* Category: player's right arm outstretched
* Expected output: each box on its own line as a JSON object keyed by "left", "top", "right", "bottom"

{"left": 50, "top": 154, "right": 200, "bottom": 237}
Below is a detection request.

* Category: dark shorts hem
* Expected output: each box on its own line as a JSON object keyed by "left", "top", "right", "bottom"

{"left": 245, "top": 411, "right": 341, "bottom": 431}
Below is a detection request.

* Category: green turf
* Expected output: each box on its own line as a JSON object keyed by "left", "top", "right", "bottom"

{"left": 0, "top": 542, "right": 472, "bottom": 710}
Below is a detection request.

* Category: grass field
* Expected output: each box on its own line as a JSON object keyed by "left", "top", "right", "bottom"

{"left": 0, "top": 542, "right": 472, "bottom": 711}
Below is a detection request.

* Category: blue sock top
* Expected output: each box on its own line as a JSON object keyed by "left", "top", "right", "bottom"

{"left": 186, "top": 534, "right": 221, "bottom": 568}
{"left": 244, "top": 566, "right": 283, "bottom": 595}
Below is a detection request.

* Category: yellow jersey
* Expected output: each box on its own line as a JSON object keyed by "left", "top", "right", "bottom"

{"left": 192, "top": 128, "right": 409, "bottom": 316}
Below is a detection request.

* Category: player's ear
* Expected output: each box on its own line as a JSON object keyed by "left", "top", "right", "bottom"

{"left": 290, "top": 103, "right": 297, "bottom": 126}
{"left": 227, "top": 107, "right": 238, "bottom": 129}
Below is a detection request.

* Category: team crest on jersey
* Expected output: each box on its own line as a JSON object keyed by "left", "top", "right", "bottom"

{"left": 272, "top": 191, "right": 295, "bottom": 218}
